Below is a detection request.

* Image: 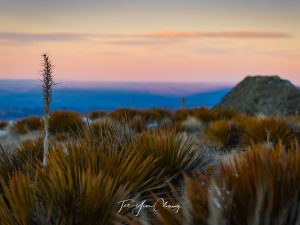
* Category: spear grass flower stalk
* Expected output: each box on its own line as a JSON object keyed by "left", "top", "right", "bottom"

{"left": 41, "top": 54, "right": 55, "bottom": 165}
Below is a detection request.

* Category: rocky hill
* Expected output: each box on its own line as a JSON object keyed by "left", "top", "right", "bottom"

{"left": 217, "top": 75, "right": 300, "bottom": 116}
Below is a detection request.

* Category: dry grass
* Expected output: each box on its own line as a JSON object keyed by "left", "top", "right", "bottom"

{"left": 12, "top": 116, "right": 43, "bottom": 134}
{"left": 123, "top": 143, "right": 300, "bottom": 225}
{"left": 0, "top": 122, "right": 216, "bottom": 224}
{"left": 1, "top": 50, "right": 296, "bottom": 223}
{"left": 174, "top": 107, "right": 238, "bottom": 124}
{"left": 180, "top": 116, "right": 204, "bottom": 134}
{"left": 13, "top": 121, "right": 28, "bottom": 134}
{"left": 241, "top": 117, "right": 296, "bottom": 148}
{"left": 0, "top": 172, "right": 37, "bottom": 225}
{"left": 133, "top": 130, "right": 212, "bottom": 179}
{"left": 3, "top": 105, "right": 300, "bottom": 224}
{"left": 22, "top": 117, "right": 43, "bottom": 131}
{"left": 110, "top": 108, "right": 172, "bottom": 126}
{"left": 211, "top": 143, "right": 300, "bottom": 225}
{"left": 88, "top": 111, "right": 107, "bottom": 120}
{"left": 0, "top": 121, "right": 8, "bottom": 129}
{"left": 49, "top": 111, "right": 84, "bottom": 134}
{"left": 204, "top": 119, "right": 242, "bottom": 149}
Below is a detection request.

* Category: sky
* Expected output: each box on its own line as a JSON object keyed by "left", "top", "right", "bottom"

{"left": 0, "top": 0, "right": 299, "bottom": 84}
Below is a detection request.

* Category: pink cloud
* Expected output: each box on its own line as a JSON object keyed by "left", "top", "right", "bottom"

{"left": 145, "top": 30, "right": 292, "bottom": 39}
{"left": 0, "top": 30, "right": 292, "bottom": 44}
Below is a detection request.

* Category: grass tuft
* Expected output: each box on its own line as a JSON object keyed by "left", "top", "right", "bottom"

{"left": 49, "top": 111, "right": 84, "bottom": 134}
{"left": 204, "top": 119, "right": 242, "bottom": 149}
{"left": 242, "top": 117, "right": 296, "bottom": 148}
{"left": 0, "top": 121, "right": 8, "bottom": 129}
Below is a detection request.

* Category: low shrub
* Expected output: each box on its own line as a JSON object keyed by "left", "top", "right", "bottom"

{"left": 141, "top": 109, "right": 172, "bottom": 122}
{"left": 13, "top": 121, "right": 28, "bottom": 134}
{"left": 49, "top": 111, "right": 84, "bottom": 134}
{"left": 110, "top": 109, "right": 139, "bottom": 121}
{"left": 211, "top": 107, "right": 239, "bottom": 121}
{"left": 88, "top": 111, "right": 107, "bottom": 120}
{"left": 174, "top": 107, "right": 239, "bottom": 124}
{"left": 13, "top": 116, "right": 43, "bottom": 134}
{"left": 174, "top": 108, "right": 202, "bottom": 122}
{"left": 0, "top": 121, "right": 8, "bottom": 129}
{"left": 22, "top": 116, "right": 43, "bottom": 131}
{"left": 110, "top": 109, "right": 172, "bottom": 128}
{"left": 195, "top": 107, "right": 218, "bottom": 123}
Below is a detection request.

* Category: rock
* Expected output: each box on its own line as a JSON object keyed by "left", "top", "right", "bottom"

{"left": 217, "top": 75, "right": 300, "bottom": 116}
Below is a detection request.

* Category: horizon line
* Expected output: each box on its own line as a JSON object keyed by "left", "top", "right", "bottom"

{"left": 0, "top": 78, "right": 236, "bottom": 85}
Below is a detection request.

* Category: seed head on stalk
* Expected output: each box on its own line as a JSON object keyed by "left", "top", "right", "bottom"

{"left": 41, "top": 53, "right": 55, "bottom": 165}
{"left": 41, "top": 54, "right": 54, "bottom": 114}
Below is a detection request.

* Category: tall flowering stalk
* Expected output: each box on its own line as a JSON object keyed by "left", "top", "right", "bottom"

{"left": 41, "top": 54, "right": 55, "bottom": 165}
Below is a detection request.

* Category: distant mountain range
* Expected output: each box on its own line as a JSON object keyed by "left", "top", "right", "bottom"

{"left": 0, "top": 79, "right": 231, "bottom": 120}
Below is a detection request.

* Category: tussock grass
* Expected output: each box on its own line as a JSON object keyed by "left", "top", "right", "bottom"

{"left": 241, "top": 117, "right": 296, "bottom": 148}
{"left": 2, "top": 110, "right": 300, "bottom": 224}
{"left": 49, "top": 111, "right": 84, "bottom": 134}
{"left": 204, "top": 119, "right": 242, "bottom": 149}
{"left": 124, "top": 143, "right": 300, "bottom": 225}
{"left": 211, "top": 143, "right": 300, "bottom": 225}
{"left": 13, "top": 121, "right": 28, "bottom": 134}
{"left": 15, "top": 138, "right": 44, "bottom": 163}
{"left": 0, "top": 121, "right": 8, "bottom": 129}
{"left": 134, "top": 130, "right": 210, "bottom": 177}
{"left": 174, "top": 107, "right": 239, "bottom": 124}
{"left": 110, "top": 108, "right": 172, "bottom": 126}
{"left": 87, "top": 118, "right": 134, "bottom": 148}
{"left": 2, "top": 56, "right": 300, "bottom": 225}
{"left": 38, "top": 152, "right": 129, "bottom": 225}
{"left": 0, "top": 172, "right": 37, "bottom": 225}
{"left": 180, "top": 116, "right": 204, "bottom": 134}
{"left": 3, "top": 106, "right": 300, "bottom": 223}
{"left": 22, "top": 116, "right": 43, "bottom": 131}
{"left": 0, "top": 122, "right": 215, "bottom": 224}
{"left": 13, "top": 116, "right": 43, "bottom": 134}
{"left": 202, "top": 115, "right": 298, "bottom": 151}
{"left": 0, "top": 139, "right": 43, "bottom": 181}
{"left": 88, "top": 111, "right": 107, "bottom": 120}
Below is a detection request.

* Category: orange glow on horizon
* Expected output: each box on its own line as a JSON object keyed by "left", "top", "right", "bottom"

{"left": 0, "top": 1, "right": 299, "bottom": 84}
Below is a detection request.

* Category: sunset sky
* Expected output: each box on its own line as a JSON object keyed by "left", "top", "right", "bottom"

{"left": 0, "top": 0, "right": 299, "bottom": 84}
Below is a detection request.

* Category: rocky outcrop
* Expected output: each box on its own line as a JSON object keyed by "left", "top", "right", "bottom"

{"left": 217, "top": 75, "right": 300, "bottom": 116}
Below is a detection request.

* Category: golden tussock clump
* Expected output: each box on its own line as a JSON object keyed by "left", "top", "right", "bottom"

{"left": 123, "top": 143, "right": 300, "bottom": 225}
{"left": 49, "top": 111, "right": 84, "bottom": 134}
{"left": 241, "top": 117, "right": 296, "bottom": 148}
{"left": 204, "top": 119, "right": 242, "bottom": 149}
